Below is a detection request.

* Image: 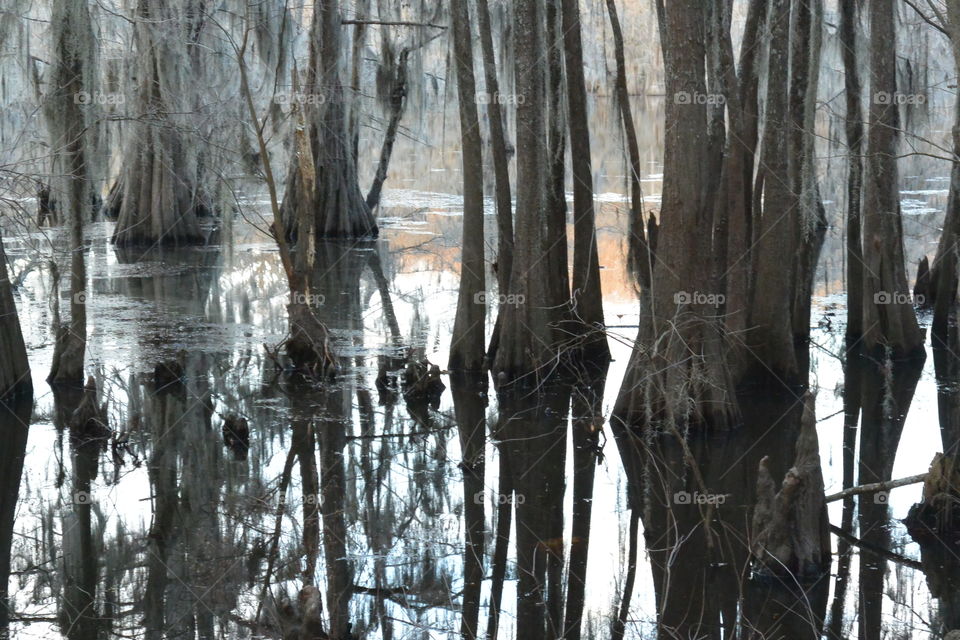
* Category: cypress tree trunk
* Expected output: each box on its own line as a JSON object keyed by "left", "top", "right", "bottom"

{"left": 112, "top": 0, "right": 204, "bottom": 247}
{"left": 790, "top": 0, "right": 827, "bottom": 354}
{"left": 283, "top": 0, "right": 378, "bottom": 239}
{"left": 861, "top": 0, "right": 925, "bottom": 357}
{"left": 493, "top": 0, "right": 558, "bottom": 380}
{"left": 612, "top": 0, "right": 736, "bottom": 434}
{"left": 46, "top": 0, "right": 92, "bottom": 385}
{"left": 562, "top": 0, "right": 610, "bottom": 367}
{"left": 449, "top": 0, "right": 486, "bottom": 372}
{"left": 747, "top": 0, "right": 799, "bottom": 381}
{"left": 476, "top": 0, "right": 513, "bottom": 292}
{"left": 544, "top": 0, "right": 570, "bottom": 328}
{"left": 841, "top": 0, "right": 865, "bottom": 343}
{"left": 928, "top": 0, "right": 960, "bottom": 341}
{"left": 0, "top": 231, "right": 30, "bottom": 400}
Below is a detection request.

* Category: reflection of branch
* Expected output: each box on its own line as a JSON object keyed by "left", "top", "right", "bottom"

{"left": 828, "top": 525, "right": 923, "bottom": 570}
{"left": 825, "top": 473, "right": 927, "bottom": 503}
{"left": 255, "top": 445, "right": 297, "bottom": 623}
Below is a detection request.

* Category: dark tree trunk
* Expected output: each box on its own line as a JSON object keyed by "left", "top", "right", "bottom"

{"left": 612, "top": 0, "right": 736, "bottom": 435}
{"left": 544, "top": 0, "right": 570, "bottom": 334}
{"left": 0, "top": 398, "right": 31, "bottom": 638}
{"left": 448, "top": 0, "right": 486, "bottom": 372}
{"left": 747, "top": 0, "right": 799, "bottom": 381}
{"left": 789, "top": 0, "right": 827, "bottom": 353}
{"left": 493, "top": 0, "right": 559, "bottom": 379}
{"left": 0, "top": 232, "right": 30, "bottom": 400}
{"left": 476, "top": 0, "right": 513, "bottom": 292}
{"left": 562, "top": 0, "right": 610, "bottom": 368}
{"left": 841, "top": 0, "right": 865, "bottom": 342}
{"left": 861, "top": 0, "right": 924, "bottom": 357}
{"left": 477, "top": 0, "right": 515, "bottom": 367}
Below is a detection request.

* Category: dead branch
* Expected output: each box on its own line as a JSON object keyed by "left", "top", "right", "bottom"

{"left": 825, "top": 473, "right": 928, "bottom": 503}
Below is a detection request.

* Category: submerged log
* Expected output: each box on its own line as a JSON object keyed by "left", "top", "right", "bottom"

{"left": 751, "top": 394, "right": 830, "bottom": 578}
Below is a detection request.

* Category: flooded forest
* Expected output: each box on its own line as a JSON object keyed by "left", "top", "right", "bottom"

{"left": 2, "top": 0, "right": 960, "bottom": 638}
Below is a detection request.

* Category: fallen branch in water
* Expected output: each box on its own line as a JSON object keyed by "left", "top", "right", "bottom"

{"left": 825, "top": 473, "right": 927, "bottom": 503}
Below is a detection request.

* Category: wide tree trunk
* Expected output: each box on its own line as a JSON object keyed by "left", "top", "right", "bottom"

{"left": 112, "top": 0, "right": 204, "bottom": 247}
{"left": 493, "top": 0, "right": 558, "bottom": 380}
{"left": 448, "top": 0, "right": 486, "bottom": 372}
{"left": 861, "top": 0, "right": 925, "bottom": 357}
{"left": 282, "top": 0, "right": 378, "bottom": 239}
{"left": 0, "top": 231, "right": 30, "bottom": 400}
{"left": 612, "top": 0, "right": 736, "bottom": 434}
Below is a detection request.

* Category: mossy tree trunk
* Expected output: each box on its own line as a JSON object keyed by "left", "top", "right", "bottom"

{"left": 112, "top": 0, "right": 204, "bottom": 248}
{"left": 46, "top": 0, "right": 93, "bottom": 385}
{"left": 282, "top": 0, "right": 378, "bottom": 240}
